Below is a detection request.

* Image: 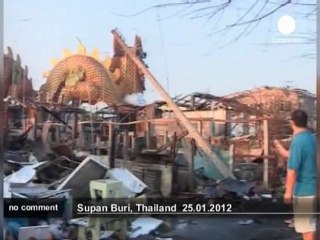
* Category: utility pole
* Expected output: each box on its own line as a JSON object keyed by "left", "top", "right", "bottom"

{"left": 111, "top": 29, "right": 234, "bottom": 179}
{"left": 0, "top": 0, "right": 4, "bottom": 230}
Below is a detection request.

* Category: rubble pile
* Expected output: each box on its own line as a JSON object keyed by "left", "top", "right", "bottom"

{"left": 4, "top": 138, "right": 288, "bottom": 240}
{"left": 4, "top": 139, "right": 168, "bottom": 240}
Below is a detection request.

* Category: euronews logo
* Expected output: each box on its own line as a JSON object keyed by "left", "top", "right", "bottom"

{"left": 271, "top": 15, "right": 305, "bottom": 44}
{"left": 278, "top": 15, "right": 296, "bottom": 35}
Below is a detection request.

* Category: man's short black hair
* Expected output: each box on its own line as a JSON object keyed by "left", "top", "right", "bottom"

{"left": 291, "top": 109, "right": 308, "bottom": 128}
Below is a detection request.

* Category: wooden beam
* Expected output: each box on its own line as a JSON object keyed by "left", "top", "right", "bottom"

{"left": 41, "top": 106, "right": 71, "bottom": 128}
{"left": 171, "top": 132, "right": 177, "bottom": 195}
{"left": 55, "top": 126, "right": 60, "bottom": 143}
{"left": 191, "top": 95, "right": 195, "bottom": 110}
{"left": 130, "top": 131, "right": 136, "bottom": 154}
{"left": 41, "top": 121, "right": 51, "bottom": 143}
{"left": 123, "top": 129, "right": 129, "bottom": 161}
{"left": 189, "top": 139, "right": 196, "bottom": 191}
{"left": 77, "top": 123, "right": 84, "bottom": 148}
{"left": 234, "top": 154, "right": 276, "bottom": 159}
{"left": 164, "top": 131, "right": 168, "bottom": 145}
{"left": 108, "top": 122, "right": 115, "bottom": 168}
{"left": 145, "top": 121, "right": 150, "bottom": 149}
{"left": 72, "top": 112, "right": 78, "bottom": 140}
{"left": 229, "top": 144, "right": 235, "bottom": 170}
{"left": 112, "top": 29, "right": 234, "bottom": 179}
{"left": 77, "top": 116, "right": 272, "bottom": 125}
{"left": 156, "top": 130, "right": 188, "bottom": 153}
{"left": 96, "top": 135, "right": 101, "bottom": 155}
{"left": 108, "top": 122, "right": 113, "bottom": 154}
{"left": 263, "top": 119, "right": 269, "bottom": 187}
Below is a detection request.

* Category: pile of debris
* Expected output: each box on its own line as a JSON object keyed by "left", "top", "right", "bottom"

{"left": 4, "top": 135, "right": 287, "bottom": 240}
{"left": 4, "top": 139, "right": 170, "bottom": 240}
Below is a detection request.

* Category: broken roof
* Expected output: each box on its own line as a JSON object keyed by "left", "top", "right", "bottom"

{"left": 155, "top": 92, "right": 266, "bottom": 115}
{"left": 224, "top": 86, "right": 316, "bottom": 99}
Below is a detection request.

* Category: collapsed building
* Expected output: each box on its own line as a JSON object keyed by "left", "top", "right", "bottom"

{"left": 3, "top": 29, "right": 304, "bottom": 240}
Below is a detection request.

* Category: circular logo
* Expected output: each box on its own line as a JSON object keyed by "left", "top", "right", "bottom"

{"left": 277, "top": 15, "right": 296, "bottom": 35}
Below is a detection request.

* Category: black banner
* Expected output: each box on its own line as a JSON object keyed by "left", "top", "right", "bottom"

{"left": 3, "top": 197, "right": 297, "bottom": 218}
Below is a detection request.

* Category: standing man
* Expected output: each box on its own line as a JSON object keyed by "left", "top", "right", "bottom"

{"left": 275, "top": 109, "right": 317, "bottom": 240}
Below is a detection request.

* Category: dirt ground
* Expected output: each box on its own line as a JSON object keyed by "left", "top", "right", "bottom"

{"left": 159, "top": 216, "right": 301, "bottom": 240}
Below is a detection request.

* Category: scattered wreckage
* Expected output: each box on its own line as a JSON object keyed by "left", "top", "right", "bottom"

{"left": 3, "top": 30, "right": 291, "bottom": 240}
{"left": 4, "top": 134, "right": 288, "bottom": 240}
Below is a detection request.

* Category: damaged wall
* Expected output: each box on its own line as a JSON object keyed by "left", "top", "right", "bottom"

{"left": 161, "top": 109, "right": 230, "bottom": 139}
{"left": 225, "top": 86, "right": 316, "bottom": 138}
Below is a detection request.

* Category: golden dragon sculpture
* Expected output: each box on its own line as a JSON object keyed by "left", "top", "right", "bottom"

{"left": 39, "top": 35, "right": 146, "bottom": 105}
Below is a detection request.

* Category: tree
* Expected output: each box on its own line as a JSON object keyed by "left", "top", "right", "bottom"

{"left": 121, "top": 0, "right": 316, "bottom": 56}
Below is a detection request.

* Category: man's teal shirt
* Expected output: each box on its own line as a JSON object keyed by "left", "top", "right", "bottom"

{"left": 288, "top": 130, "right": 317, "bottom": 196}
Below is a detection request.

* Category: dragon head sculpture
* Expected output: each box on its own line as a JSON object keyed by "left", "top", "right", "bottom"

{"left": 107, "top": 35, "right": 146, "bottom": 99}
{"left": 40, "top": 34, "right": 147, "bottom": 105}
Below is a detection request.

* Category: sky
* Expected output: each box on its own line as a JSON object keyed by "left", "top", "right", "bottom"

{"left": 4, "top": 0, "right": 316, "bottom": 104}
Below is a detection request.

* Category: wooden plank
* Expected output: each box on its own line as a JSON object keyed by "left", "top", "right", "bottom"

{"left": 112, "top": 29, "right": 234, "bottom": 179}
{"left": 164, "top": 131, "right": 168, "bottom": 145}
{"left": 41, "top": 121, "right": 51, "bottom": 143}
{"left": 77, "top": 123, "right": 84, "bottom": 148}
{"left": 96, "top": 134, "right": 101, "bottom": 155}
{"left": 263, "top": 119, "right": 269, "bottom": 187}
{"left": 234, "top": 154, "right": 276, "bottom": 159}
{"left": 55, "top": 126, "right": 60, "bottom": 143}
{"left": 156, "top": 130, "right": 188, "bottom": 153}
{"left": 180, "top": 139, "right": 196, "bottom": 191}
{"left": 130, "top": 132, "right": 136, "bottom": 154}
{"left": 189, "top": 139, "right": 196, "bottom": 191}
{"left": 171, "top": 132, "right": 177, "bottom": 195}
{"left": 108, "top": 122, "right": 113, "bottom": 153}
{"left": 72, "top": 113, "right": 78, "bottom": 140}
{"left": 123, "top": 129, "right": 129, "bottom": 161}
{"left": 229, "top": 144, "right": 235, "bottom": 170}
{"left": 108, "top": 122, "right": 115, "bottom": 169}
{"left": 30, "top": 108, "right": 37, "bottom": 140}
{"left": 145, "top": 121, "right": 150, "bottom": 149}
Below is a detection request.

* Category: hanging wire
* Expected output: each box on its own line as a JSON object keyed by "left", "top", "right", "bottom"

{"left": 156, "top": 10, "right": 171, "bottom": 95}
